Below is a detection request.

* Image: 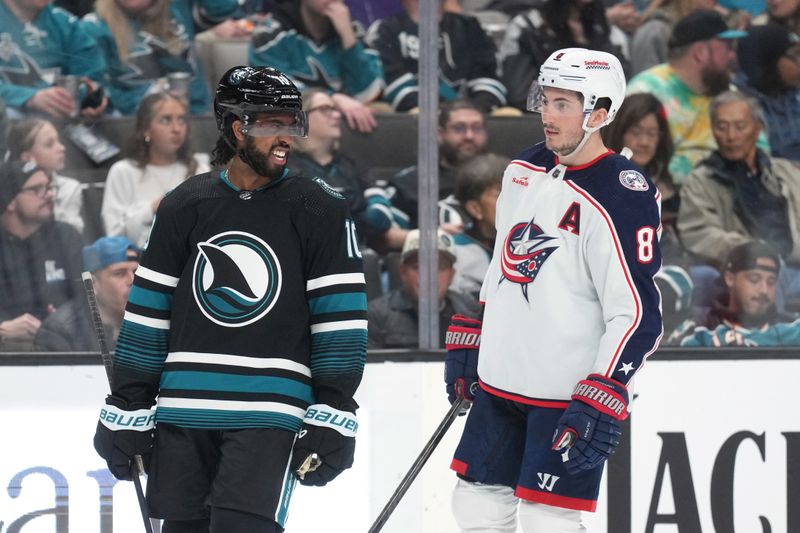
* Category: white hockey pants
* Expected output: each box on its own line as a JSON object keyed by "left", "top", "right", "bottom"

{"left": 452, "top": 479, "right": 587, "bottom": 532}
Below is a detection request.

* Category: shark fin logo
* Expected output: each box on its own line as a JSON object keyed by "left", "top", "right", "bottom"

{"left": 192, "top": 231, "right": 282, "bottom": 327}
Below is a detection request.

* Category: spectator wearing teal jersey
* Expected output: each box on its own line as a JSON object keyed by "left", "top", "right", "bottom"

{"left": 82, "top": 0, "right": 216, "bottom": 116}
{"left": 0, "top": 0, "right": 107, "bottom": 119}
{"left": 249, "top": 0, "right": 383, "bottom": 133}
{"left": 668, "top": 241, "right": 800, "bottom": 346}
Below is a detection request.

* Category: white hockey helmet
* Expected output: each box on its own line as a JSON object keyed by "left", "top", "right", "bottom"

{"left": 528, "top": 48, "right": 626, "bottom": 132}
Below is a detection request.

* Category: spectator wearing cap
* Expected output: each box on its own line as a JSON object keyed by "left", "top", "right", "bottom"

{"left": 35, "top": 236, "right": 140, "bottom": 352}
{"left": 367, "top": 228, "right": 481, "bottom": 349}
{"left": 735, "top": 23, "right": 800, "bottom": 161}
{"left": 667, "top": 241, "right": 800, "bottom": 346}
{"left": 0, "top": 160, "right": 84, "bottom": 351}
{"left": 679, "top": 91, "right": 800, "bottom": 280}
{"left": 628, "top": 9, "right": 752, "bottom": 184}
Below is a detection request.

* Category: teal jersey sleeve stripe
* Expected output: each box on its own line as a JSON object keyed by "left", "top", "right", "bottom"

{"left": 128, "top": 285, "right": 173, "bottom": 311}
{"left": 156, "top": 408, "right": 303, "bottom": 432}
{"left": 160, "top": 371, "right": 314, "bottom": 402}
{"left": 308, "top": 292, "right": 368, "bottom": 315}
{"left": 114, "top": 319, "right": 169, "bottom": 374}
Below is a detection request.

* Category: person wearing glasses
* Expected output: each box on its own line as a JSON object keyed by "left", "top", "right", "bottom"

{"left": 101, "top": 91, "right": 210, "bottom": 248}
{"left": 627, "top": 10, "right": 750, "bottom": 185}
{"left": 289, "top": 88, "right": 383, "bottom": 246}
{"left": 7, "top": 118, "right": 85, "bottom": 234}
{"left": 0, "top": 160, "right": 84, "bottom": 350}
{"left": 92, "top": 67, "right": 367, "bottom": 532}
{"left": 366, "top": 99, "right": 489, "bottom": 250}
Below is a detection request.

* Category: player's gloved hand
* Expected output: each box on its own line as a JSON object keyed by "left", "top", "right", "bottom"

{"left": 291, "top": 404, "right": 358, "bottom": 487}
{"left": 444, "top": 314, "right": 481, "bottom": 405}
{"left": 93, "top": 395, "right": 155, "bottom": 480}
{"left": 551, "top": 374, "right": 628, "bottom": 475}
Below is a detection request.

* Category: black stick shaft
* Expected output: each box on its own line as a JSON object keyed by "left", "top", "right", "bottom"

{"left": 82, "top": 272, "right": 154, "bottom": 533}
{"left": 368, "top": 396, "right": 468, "bottom": 533}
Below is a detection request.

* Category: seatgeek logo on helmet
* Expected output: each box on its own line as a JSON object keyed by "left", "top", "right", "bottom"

{"left": 192, "top": 231, "right": 282, "bottom": 327}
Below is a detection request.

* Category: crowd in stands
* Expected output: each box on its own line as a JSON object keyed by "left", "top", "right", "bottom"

{"left": 2, "top": 0, "right": 800, "bottom": 351}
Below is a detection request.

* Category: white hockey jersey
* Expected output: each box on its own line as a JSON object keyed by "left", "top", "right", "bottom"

{"left": 478, "top": 143, "right": 663, "bottom": 405}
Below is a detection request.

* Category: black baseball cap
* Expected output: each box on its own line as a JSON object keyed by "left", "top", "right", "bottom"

{"left": 0, "top": 160, "right": 44, "bottom": 213}
{"left": 668, "top": 10, "right": 747, "bottom": 49}
{"left": 724, "top": 241, "right": 780, "bottom": 274}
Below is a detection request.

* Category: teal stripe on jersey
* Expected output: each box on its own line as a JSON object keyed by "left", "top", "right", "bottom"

{"left": 308, "top": 292, "right": 368, "bottom": 316}
{"left": 155, "top": 407, "right": 303, "bottom": 431}
{"left": 114, "top": 319, "right": 169, "bottom": 374}
{"left": 311, "top": 328, "right": 366, "bottom": 376}
{"left": 127, "top": 285, "right": 173, "bottom": 311}
{"left": 160, "top": 371, "right": 314, "bottom": 403}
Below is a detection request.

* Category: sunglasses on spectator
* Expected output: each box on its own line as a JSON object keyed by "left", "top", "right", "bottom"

{"left": 307, "top": 104, "right": 340, "bottom": 116}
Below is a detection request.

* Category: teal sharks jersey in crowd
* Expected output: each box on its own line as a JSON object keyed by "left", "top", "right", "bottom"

{"left": 81, "top": 0, "right": 236, "bottom": 115}
{"left": 249, "top": 2, "right": 383, "bottom": 102}
{"left": 0, "top": 1, "right": 105, "bottom": 110}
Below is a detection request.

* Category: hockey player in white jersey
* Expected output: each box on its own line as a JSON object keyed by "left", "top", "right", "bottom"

{"left": 444, "top": 48, "right": 663, "bottom": 531}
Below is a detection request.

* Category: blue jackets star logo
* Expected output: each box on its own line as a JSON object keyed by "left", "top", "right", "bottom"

{"left": 500, "top": 219, "right": 558, "bottom": 301}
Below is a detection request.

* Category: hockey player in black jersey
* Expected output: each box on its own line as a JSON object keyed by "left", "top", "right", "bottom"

{"left": 93, "top": 66, "right": 368, "bottom": 533}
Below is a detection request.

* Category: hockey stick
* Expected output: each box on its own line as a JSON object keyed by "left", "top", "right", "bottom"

{"left": 368, "top": 395, "right": 469, "bottom": 533}
{"left": 82, "top": 272, "right": 154, "bottom": 533}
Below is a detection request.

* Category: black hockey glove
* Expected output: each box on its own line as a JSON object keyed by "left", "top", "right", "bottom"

{"left": 290, "top": 404, "right": 357, "bottom": 487}
{"left": 551, "top": 374, "right": 628, "bottom": 475}
{"left": 93, "top": 395, "right": 155, "bottom": 481}
{"left": 444, "top": 315, "right": 481, "bottom": 405}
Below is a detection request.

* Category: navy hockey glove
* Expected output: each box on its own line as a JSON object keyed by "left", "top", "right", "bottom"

{"left": 444, "top": 314, "right": 481, "bottom": 405}
{"left": 551, "top": 374, "right": 628, "bottom": 475}
{"left": 291, "top": 404, "right": 358, "bottom": 487}
{"left": 93, "top": 395, "right": 155, "bottom": 481}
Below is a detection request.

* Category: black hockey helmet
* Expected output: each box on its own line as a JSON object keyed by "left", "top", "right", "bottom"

{"left": 214, "top": 66, "right": 308, "bottom": 138}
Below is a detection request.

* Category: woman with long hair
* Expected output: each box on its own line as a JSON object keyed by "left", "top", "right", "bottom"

{"left": 102, "top": 92, "right": 209, "bottom": 247}
{"left": 289, "top": 88, "right": 384, "bottom": 244}
{"left": 82, "top": 0, "right": 211, "bottom": 115}
{"left": 602, "top": 93, "right": 678, "bottom": 231}
{"left": 735, "top": 23, "right": 800, "bottom": 161}
{"left": 753, "top": 0, "right": 800, "bottom": 34}
{"left": 6, "top": 119, "right": 84, "bottom": 233}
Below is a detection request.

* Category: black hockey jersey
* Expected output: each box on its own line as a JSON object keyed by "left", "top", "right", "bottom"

{"left": 365, "top": 11, "right": 507, "bottom": 112}
{"left": 111, "top": 171, "right": 367, "bottom": 431}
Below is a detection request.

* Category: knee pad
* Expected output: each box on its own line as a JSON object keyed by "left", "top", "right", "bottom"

{"left": 451, "top": 479, "right": 518, "bottom": 533}
{"left": 518, "top": 501, "right": 586, "bottom": 533}
{"left": 210, "top": 507, "right": 280, "bottom": 533}
{"left": 162, "top": 518, "right": 210, "bottom": 533}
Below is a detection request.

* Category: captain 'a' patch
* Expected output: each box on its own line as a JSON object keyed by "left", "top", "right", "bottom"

{"left": 192, "top": 231, "right": 282, "bottom": 327}
{"left": 557, "top": 201, "right": 581, "bottom": 235}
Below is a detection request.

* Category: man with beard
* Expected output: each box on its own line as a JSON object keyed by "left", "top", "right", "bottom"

{"left": 668, "top": 241, "right": 800, "bottom": 346}
{"left": 92, "top": 66, "right": 368, "bottom": 532}
{"left": 628, "top": 10, "right": 748, "bottom": 184}
{"left": 366, "top": 98, "right": 488, "bottom": 250}
{"left": 0, "top": 160, "right": 83, "bottom": 351}
{"left": 444, "top": 49, "right": 662, "bottom": 531}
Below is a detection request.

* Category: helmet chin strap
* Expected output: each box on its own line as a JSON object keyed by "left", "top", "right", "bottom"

{"left": 553, "top": 113, "right": 604, "bottom": 165}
